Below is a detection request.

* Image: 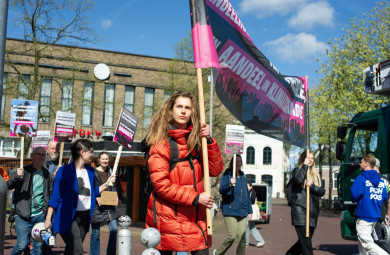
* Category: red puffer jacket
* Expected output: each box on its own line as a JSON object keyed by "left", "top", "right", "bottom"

{"left": 145, "top": 127, "right": 224, "bottom": 251}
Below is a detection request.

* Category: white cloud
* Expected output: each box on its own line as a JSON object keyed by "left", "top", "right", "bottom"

{"left": 288, "top": 1, "right": 334, "bottom": 30}
{"left": 239, "top": 0, "right": 307, "bottom": 18}
{"left": 264, "top": 32, "right": 328, "bottom": 63}
{"left": 101, "top": 19, "right": 112, "bottom": 30}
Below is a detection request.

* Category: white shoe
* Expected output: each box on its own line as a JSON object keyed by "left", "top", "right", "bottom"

{"left": 256, "top": 242, "right": 265, "bottom": 248}
{"left": 213, "top": 249, "right": 217, "bottom": 255}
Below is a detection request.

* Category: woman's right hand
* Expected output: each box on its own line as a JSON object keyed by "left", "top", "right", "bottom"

{"left": 230, "top": 177, "right": 236, "bottom": 186}
{"left": 198, "top": 192, "right": 214, "bottom": 208}
{"left": 44, "top": 218, "right": 52, "bottom": 229}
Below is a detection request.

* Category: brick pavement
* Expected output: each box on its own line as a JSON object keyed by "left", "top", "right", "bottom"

{"left": 3, "top": 200, "right": 359, "bottom": 254}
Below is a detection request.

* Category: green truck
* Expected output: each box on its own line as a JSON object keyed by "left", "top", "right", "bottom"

{"left": 336, "top": 59, "right": 390, "bottom": 241}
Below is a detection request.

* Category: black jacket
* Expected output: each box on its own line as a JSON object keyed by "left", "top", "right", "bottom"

{"left": 7, "top": 164, "right": 53, "bottom": 220}
{"left": 90, "top": 167, "right": 117, "bottom": 224}
{"left": 290, "top": 165, "right": 325, "bottom": 227}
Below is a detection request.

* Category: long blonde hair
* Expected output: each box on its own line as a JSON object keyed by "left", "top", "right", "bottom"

{"left": 298, "top": 150, "right": 321, "bottom": 187}
{"left": 145, "top": 91, "right": 201, "bottom": 154}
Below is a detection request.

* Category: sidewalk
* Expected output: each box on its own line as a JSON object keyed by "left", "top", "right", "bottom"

{"left": 3, "top": 201, "right": 358, "bottom": 254}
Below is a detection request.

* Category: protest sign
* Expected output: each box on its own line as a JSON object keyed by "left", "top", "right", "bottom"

{"left": 225, "top": 124, "right": 245, "bottom": 154}
{"left": 114, "top": 107, "right": 139, "bottom": 149}
{"left": 54, "top": 111, "right": 76, "bottom": 143}
{"left": 32, "top": 130, "right": 51, "bottom": 149}
{"left": 10, "top": 99, "right": 38, "bottom": 137}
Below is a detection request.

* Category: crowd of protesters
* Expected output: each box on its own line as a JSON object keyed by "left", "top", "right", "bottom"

{"left": 5, "top": 92, "right": 390, "bottom": 255}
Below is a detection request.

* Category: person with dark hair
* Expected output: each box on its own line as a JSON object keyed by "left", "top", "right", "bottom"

{"left": 144, "top": 91, "right": 224, "bottom": 255}
{"left": 214, "top": 154, "right": 252, "bottom": 255}
{"left": 351, "top": 154, "right": 388, "bottom": 255}
{"left": 44, "top": 139, "right": 115, "bottom": 255}
{"left": 246, "top": 181, "right": 265, "bottom": 248}
{"left": 90, "top": 151, "right": 118, "bottom": 255}
{"left": 285, "top": 150, "right": 325, "bottom": 255}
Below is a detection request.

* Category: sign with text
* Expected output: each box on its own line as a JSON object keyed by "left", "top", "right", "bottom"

{"left": 225, "top": 124, "right": 245, "bottom": 154}
{"left": 55, "top": 111, "right": 76, "bottom": 143}
{"left": 32, "top": 130, "right": 51, "bottom": 149}
{"left": 10, "top": 99, "right": 38, "bottom": 137}
{"left": 114, "top": 108, "right": 139, "bottom": 149}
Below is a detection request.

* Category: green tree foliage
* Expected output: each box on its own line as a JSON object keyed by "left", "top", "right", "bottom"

{"left": 312, "top": 1, "right": 390, "bottom": 203}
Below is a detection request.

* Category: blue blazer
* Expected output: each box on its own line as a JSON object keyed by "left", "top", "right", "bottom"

{"left": 48, "top": 162, "right": 100, "bottom": 234}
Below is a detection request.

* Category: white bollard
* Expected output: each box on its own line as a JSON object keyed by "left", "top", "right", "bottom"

{"left": 141, "top": 227, "right": 161, "bottom": 254}
{"left": 117, "top": 215, "right": 132, "bottom": 255}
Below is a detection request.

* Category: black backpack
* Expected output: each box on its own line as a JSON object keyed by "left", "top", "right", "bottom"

{"left": 285, "top": 179, "right": 294, "bottom": 206}
{"left": 141, "top": 136, "right": 199, "bottom": 196}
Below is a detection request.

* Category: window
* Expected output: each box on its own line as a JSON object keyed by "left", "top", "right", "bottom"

{"left": 263, "top": 146, "right": 272, "bottom": 165}
{"left": 39, "top": 78, "right": 52, "bottom": 122}
{"left": 246, "top": 146, "right": 255, "bottom": 165}
{"left": 18, "top": 75, "right": 30, "bottom": 99}
{"left": 61, "top": 80, "right": 73, "bottom": 111}
{"left": 143, "top": 88, "right": 154, "bottom": 129}
{"left": 262, "top": 175, "right": 273, "bottom": 187}
{"left": 164, "top": 90, "right": 172, "bottom": 101}
{"left": 349, "top": 119, "right": 378, "bottom": 163}
{"left": 246, "top": 174, "right": 256, "bottom": 184}
{"left": 103, "top": 84, "right": 115, "bottom": 127}
{"left": 124, "top": 86, "right": 135, "bottom": 112}
{"left": 333, "top": 172, "right": 339, "bottom": 190}
{"left": 1, "top": 73, "right": 6, "bottom": 120}
{"left": 82, "top": 82, "right": 94, "bottom": 126}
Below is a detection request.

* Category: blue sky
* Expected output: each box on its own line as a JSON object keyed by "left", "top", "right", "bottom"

{"left": 6, "top": 0, "right": 380, "bottom": 86}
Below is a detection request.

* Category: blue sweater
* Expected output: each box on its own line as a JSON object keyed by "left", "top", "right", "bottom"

{"left": 219, "top": 169, "right": 252, "bottom": 217}
{"left": 351, "top": 170, "right": 388, "bottom": 222}
{"left": 48, "top": 162, "right": 100, "bottom": 234}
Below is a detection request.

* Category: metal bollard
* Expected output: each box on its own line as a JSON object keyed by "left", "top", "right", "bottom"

{"left": 0, "top": 176, "right": 7, "bottom": 255}
{"left": 140, "top": 227, "right": 161, "bottom": 255}
{"left": 117, "top": 215, "right": 132, "bottom": 255}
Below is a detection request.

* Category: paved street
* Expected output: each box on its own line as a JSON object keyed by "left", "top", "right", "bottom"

{"left": 3, "top": 200, "right": 359, "bottom": 254}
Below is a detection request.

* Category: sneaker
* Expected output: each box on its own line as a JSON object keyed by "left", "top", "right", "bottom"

{"left": 256, "top": 242, "right": 265, "bottom": 248}
{"left": 213, "top": 249, "right": 217, "bottom": 255}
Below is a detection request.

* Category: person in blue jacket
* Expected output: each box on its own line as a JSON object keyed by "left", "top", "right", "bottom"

{"left": 213, "top": 154, "right": 252, "bottom": 255}
{"left": 351, "top": 154, "right": 389, "bottom": 255}
{"left": 44, "top": 139, "right": 115, "bottom": 255}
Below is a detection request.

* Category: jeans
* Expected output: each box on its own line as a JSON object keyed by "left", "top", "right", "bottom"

{"left": 11, "top": 213, "right": 51, "bottom": 255}
{"left": 90, "top": 219, "right": 118, "bottom": 255}
{"left": 245, "top": 219, "right": 265, "bottom": 246}
{"left": 215, "top": 216, "right": 247, "bottom": 255}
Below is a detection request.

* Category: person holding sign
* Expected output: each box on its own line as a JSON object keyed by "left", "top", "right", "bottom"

{"left": 285, "top": 150, "right": 325, "bottom": 255}
{"left": 44, "top": 139, "right": 115, "bottom": 255}
{"left": 90, "top": 152, "right": 118, "bottom": 255}
{"left": 144, "top": 91, "right": 224, "bottom": 255}
{"left": 6, "top": 147, "right": 53, "bottom": 255}
{"left": 213, "top": 154, "right": 252, "bottom": 255}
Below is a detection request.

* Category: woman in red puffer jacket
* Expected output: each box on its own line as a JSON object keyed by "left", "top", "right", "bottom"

{"left": 145, "top": 91, "right": 224, "bottom": 255}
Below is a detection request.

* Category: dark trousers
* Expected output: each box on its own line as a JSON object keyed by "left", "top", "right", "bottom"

{"left": 60, "top": 211, "right": 90, "bottom": 255}
{"left": 285, "top": 225, "right": 315, "bottom": 255}
{"left": 159, "top": 248, "right": 209, "bottom": 255}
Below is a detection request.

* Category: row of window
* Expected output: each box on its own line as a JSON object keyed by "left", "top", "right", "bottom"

{"left": 246, "top": 146, "right": 272, "bottom": 165}
{"left": 2, "top": 74, "right": 156, "bottom": 128}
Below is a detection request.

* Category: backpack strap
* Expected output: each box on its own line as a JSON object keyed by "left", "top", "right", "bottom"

{"left": 168, "top": 137, "right": 200, "bottom": 172}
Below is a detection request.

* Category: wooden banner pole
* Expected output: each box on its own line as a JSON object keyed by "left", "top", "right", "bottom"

{"left": 19, "top": 137, "right": 24, "bottom": 168}
{"left": 110, "top": 145, "right": 122, "bottom": 186}
{"left": 196, "top": 68, "right": 212, "bottom": 235}
{"left": 305, "top": 75, "right": 310, "bottom": 238}
{"left": 58, "top": 142, "right": 64, "bottom": 166}
{"left": 232, "top": 154, "right": 236, "bottom": 187}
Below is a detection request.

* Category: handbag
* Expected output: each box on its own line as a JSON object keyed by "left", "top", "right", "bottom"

{"left": 250, "top": 200, "right": 261, "bottom": 221}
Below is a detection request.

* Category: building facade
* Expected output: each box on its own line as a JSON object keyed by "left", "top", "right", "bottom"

{"left": 241, "top": 129, "right": 290, "bottom": 199}
{"left": 1, "top": 38, "right": 196, "bottom": 156}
